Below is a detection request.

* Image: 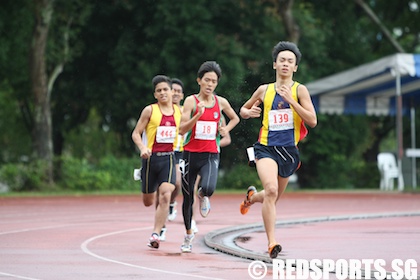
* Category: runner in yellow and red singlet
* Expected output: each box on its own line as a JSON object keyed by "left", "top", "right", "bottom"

{"left": 131, "top": 75, "right": 181, "bottom": 250}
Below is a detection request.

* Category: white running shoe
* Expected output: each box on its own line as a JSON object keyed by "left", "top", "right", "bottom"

{"left": 180, "top": 233, "right": 194, "bottom": 253}
{"left": 147, "top": 233, "right": 160, "bottom": 249}
{"left": 159, "top": 227, "right": 167, "bottom": 241}
{"left": 191, "top": 219, "right": 199, "bottom": 234}
{"left": 198, "top": 189, "right": 210, "bottom": 218}
{"left": 168, "top": 202, "right": 177, "bottom": 221}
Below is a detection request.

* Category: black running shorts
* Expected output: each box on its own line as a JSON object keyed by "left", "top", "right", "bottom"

{"left": 141, "top": 153, "right": 176, "bottom": 194}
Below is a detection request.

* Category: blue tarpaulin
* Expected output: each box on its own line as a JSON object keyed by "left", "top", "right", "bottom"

{"left": 306, "top": 53, "right": 420, "bottom": 190}
{"left": 307, "top": 53, "right": 420, "bottom": 115}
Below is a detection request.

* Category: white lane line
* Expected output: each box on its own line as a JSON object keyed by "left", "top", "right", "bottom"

{"left": 80, "top": 227, "right": 225, "bottom": 280}
{"left": 0, "top": 211, "right": 142, "bottom": 225}
{"left": 0, "top": 272, "right": 42, "bottom": 280}
{"left": 0, "top": 223, "right": 90, "bottom": 235}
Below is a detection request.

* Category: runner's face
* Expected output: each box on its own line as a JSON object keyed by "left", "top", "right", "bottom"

{"left": 172, "top": 83, "right": 183, "bottom": 105}
{"left": 273, "top": 50, "right": 298, "bottom": 77}
{"left": 197, "top": 72, "right": 218, "bottom": 96}
{"left": 154, "top": 82, "right": 172, "bottom": 103}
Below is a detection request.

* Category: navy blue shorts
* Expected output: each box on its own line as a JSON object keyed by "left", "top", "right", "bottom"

{"left": 254, "top": 143, "right": 300, "bottom": 178}
{"left": 141, "top": 152, "right": 176, "bottom": 194}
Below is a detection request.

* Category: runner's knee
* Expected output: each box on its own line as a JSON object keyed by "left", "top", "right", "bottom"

{"left": 143, "top": 194, "right": 155, "bottom": 207}
{"left": 264, "top": 184, "right": 278, "bottom": 199}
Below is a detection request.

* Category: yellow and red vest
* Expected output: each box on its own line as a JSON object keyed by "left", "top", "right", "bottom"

{"left": 142, "top": 103, "right": 182, "bottom": 152}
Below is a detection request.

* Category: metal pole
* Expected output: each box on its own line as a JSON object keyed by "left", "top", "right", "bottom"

{"left": 396, "top": 72, "right": 404, "bottom": 191}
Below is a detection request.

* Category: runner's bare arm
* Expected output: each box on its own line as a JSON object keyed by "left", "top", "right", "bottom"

{"left": 218, "top": 96, "right": 239, "bottom": 136}
{"left": 179, "top": 96, "right": 204, "bottom": 135}
{"left": 240, "top": 85, "right": 266, "bottom": 119}
{"left": 131, "top": 105, "right": 152, "bottom": 158}
{"left": 288, "top": 84, "right": 317, "bottom": 128}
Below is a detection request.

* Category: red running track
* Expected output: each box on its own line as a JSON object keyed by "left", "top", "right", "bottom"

{"left": 0, "top": 191, "right": 419, "bottom": 280}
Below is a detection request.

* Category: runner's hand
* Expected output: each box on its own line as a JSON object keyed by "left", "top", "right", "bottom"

{"left": 249, "top": 100, "right": 261, "bottom": 118}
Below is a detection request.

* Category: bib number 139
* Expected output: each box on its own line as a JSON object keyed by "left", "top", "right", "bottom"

{"left": 268, "top": 109, "right": 293, "bottom": 131}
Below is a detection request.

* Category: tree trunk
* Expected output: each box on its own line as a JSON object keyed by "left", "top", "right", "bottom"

{"left": 30, "top": 0, "right": 54, "bottom": 183}
{"left": 278, "top": 0, "right": 300, "bottom": 44}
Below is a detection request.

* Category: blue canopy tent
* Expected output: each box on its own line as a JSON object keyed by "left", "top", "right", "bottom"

{"left": 306, "top": 53, "right": 420, "bottom": 190}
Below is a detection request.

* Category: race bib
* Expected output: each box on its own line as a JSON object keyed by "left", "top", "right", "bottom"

{"left": 156, "top": 126, "right": 176, "bottom": 143}
{"left": 268, "top": 109, "right": 294, "bottom": 131}
{"left": 195, "top": 121, "right": 217, "bottom": 140}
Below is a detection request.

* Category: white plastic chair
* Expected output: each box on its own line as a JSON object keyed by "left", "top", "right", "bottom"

{"left": 377, "top": 153, "right": 400, "bottom": 191}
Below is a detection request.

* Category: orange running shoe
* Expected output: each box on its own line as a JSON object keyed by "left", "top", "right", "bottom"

{"left": 268, "top": 243, "right": 282, "bottom": 259}
{"left": 239, "top": 186, "right": 257, "bottom": 215}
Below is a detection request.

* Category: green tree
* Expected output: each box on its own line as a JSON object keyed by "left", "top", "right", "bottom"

{"left": 0, "top": 0, "right": 33, "bottom": 163}
{"left": 2, "top": 0, "right": 419, "bottom": 190}
{"left": 29, "top": 0, "right": 91, "bottom": 183}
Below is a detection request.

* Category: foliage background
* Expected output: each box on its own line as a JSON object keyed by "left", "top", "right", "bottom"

{"left": 0, "top": 0, "right": 419, "bottom": 192}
